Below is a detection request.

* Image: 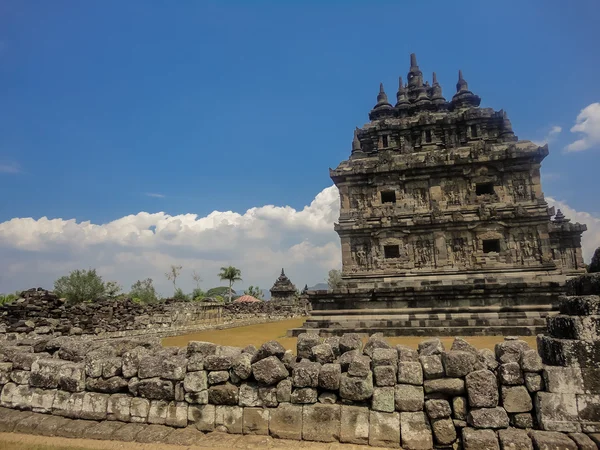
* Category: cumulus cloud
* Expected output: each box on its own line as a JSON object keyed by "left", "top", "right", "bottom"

{"left": 1, "top": 184, "right": 598, "bottom": 297}
{"left": 547, "top": 197, "right": 600, "bottom": 262}
{"left": 532, "top": 125, "right": 562, "bottom": 147}
{"left": 0, "top": 162, "right": 21, "bottom": 174}
{"left": 0, "top": 186, "right": 341, "bottom": 296}
{"left": 565, "top": 102, "right": 600, "bottom": 152}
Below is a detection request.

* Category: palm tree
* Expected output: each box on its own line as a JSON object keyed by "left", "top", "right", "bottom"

{"left": 218, "top": 266, "right": 242, "bottom": 303}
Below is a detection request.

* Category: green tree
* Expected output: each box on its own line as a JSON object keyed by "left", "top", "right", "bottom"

{"left": 0, "top": 293, "right": 18, "bottom": 306}
{"left": 165, "top": 264, "right": 183, "bottom": 293}
{"left": 244, "top": 285, "right": 264, "bottom": 300}
{"left": 105, "top": 281, "right": 122, "bottom": 299}
{"left": 327, "top": 269, "right": 342, "bottom": 290}
{"left": 206, "top": 286, "right": 233, "bottom": 298}
{"left": 218, "top": 266, "right": 242, "bottom": 303}
{"left": 129, "top": 278, "right": 158, "bottom": 304}
{"left": 54, "top": 269, "right": 106, "bottom": 304}
{"left": 173, "top": 287, "right": 190, "bottom": 301}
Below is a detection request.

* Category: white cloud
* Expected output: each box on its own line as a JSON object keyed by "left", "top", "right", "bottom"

{"left": 0, "top": 185, "right": 598, "bottom": 297}
{"left": 145, "top": 193, "right": 166, "bottom": 198}
{"left": 532, "top": 125, "right": 562, "bottom": 147}
{"left": 565, "top": 102, "right": 600, "bottom": 152}
{"left": 0, "top": 186, "right": 341, "bottom": 296}
{"left": 547, "top": 197, "right": 600, "bottom": 262}
{"left": 0, "top": 162, "right": 21, "bottom": 174}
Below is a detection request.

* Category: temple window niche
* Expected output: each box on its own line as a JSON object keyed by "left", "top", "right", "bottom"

{"left": 483, "top": 239, "right": 501, "bottom": 253}
{"left": 384, "top": 245, "right": 400, "bottom": 258}
{"left": 381, "top": 190, "right": 396, "bottom": 204}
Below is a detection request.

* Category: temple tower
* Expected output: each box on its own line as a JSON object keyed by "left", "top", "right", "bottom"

{"left": 291, "top": 54, "right": 587, "bottom": 337}
{"left": 269, "top": 268, "right": 297, "bottom": 306}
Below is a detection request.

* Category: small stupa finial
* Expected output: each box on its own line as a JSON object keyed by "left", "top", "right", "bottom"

{"left": 281, "top": 268, "right": 285, "bottom": 276}
{"left": 432, "top": 72, "right": 439, "bottom": 86}
{"left": 373, "top": 83, "right": 392, "bottom": 109}
{"left": 456, "top": 69, "right": 468, "bottom": 92}
{"left": 410, "top": 53, "right": 418, "bottom": 68}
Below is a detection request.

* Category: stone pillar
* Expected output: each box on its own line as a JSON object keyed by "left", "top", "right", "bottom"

{"left": 536, "top": 273, "right": 600, "bottom": 432}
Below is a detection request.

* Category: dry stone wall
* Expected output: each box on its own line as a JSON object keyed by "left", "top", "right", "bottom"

{"left": 0, "top": 326, "right": 599, "bottom": 448}
{"left": 0, "top": 288, "right": 304, "bottom": 338}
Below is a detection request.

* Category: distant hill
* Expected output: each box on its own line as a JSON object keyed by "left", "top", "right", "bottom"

{"left": 308, "top": 283, "right": 328, "bottom": 291}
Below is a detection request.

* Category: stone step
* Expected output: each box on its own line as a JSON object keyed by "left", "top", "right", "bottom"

{"left": 302, "top": 317, "right": 547, "bottom": 329}
{"left": 287, "top": 324, "right": 545, "bottom": 337}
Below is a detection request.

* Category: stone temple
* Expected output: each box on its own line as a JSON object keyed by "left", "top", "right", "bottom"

{"left": 292, "top": 54, "right": 587, "bottom": 337}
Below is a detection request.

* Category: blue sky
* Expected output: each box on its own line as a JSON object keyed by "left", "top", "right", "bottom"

{"left": 0, "top": 1, "right": 599, "bottom": 294}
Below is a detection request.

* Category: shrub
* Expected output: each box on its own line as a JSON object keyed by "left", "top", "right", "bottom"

{"left": 173, "top": 288, "right": 190, "bottom": 301}
{"left": 54, "top": 269, "right": 106, "bottom": 304}
{"left": 0, "top": 293, "right": 18, "bottom": 306}
{"left": 129, "top": 278, "right": 158, "bottom": 304}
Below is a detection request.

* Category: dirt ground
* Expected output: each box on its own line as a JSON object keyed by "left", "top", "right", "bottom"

{"left": 161, "top": 317, "right": 538, "bottom": 351}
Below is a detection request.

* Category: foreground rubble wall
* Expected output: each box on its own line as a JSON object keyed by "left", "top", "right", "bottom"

{"left": 0, "top": 275, "right": 598, "bottom": 449}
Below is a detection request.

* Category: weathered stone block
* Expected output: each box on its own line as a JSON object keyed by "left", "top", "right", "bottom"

{"left": 204, "top": 355, "right": 234, "bottom": 372}
{"left": 148, "top": 399, "right": 168, "bottom": 424}
{"left": 269, "top": 403, "right": 302, "bottom": 440}
{"left": 394, "top": 384, "right": 424, "bottom": 412}
{"left": 418, "top": 338, "right": 444, "bottom": 356}
{"left": 512, "top": 412, "right": 534, "bottom": 429}
{"left": 311, "top": 343, "right": 335, "bottom": 364}
{"left": 442, "top": 350, "right": 477, "bottom": 377}
{"left": 339, "top": 333, "right": 362, "bottom": 354}
{"left": 496, "top": 340, "right": 529, "bottom": 364}
{"left": 215, "top": 405, "right": 243, "bottom": 434}
{"left": 538, "top": 335, "right": 600, "bottom": 368}
{"left": 340, "top": 372, "right": 373, "bottom": 401}
{"left": 86, "top": 376, "right": 128, "bottom": 394}
{"left": 188, "top": 404, "right": 215, "bottom": 431}
{"left": 291, "top": 387, "right": 317, "bottom": 404}
{"left": 401, "top": 411, "right": 433, "bottom": 450}
{"left": 137, "top": 378, "right": 174, "bottom": 400}
{"left": 292, "top": 361, "right": 320, "bottom": 388}
{"left": 340, "top": 405, "right": 369, "bottom": 445}
{"left": 252, "top": 356, "right": 288, "bottom": 385}
{"left": 499, "top": 362, "right": 524, "bottom": 385}
{"left": 398, "top": 361, "right": 423, "bottom": 385}
{"left": 559, "top": 294, "right": 600, "bottom": 315}
{"left": 431, "top": 418, "right": 456, "bottom": 445}
{"left": 184, "top": 390, "right": 208, "bottom": 405}
{"left": 372, "top": 348, "right": 398, "bottom": 367}
{"left": 452, "top": 396, "right": 467, "bottom": 420}
{"left": 318, "top": 391, "right": 336, "bottom": 404}
{"left": 528, "top": 430, "right": 578, "bottom": 450}
{"left": 297, "top": 333, "right": 321, "bottom": 359}
{"left": 242, "top": 407, "right": 269, "bottom": 435}
{"left": 302, "top": 403, "right": 340, "bottom": 442}
{"left": 520, "top": 349, "right": 543, "bottom": 373}
{"left": 425, "top": 399, "right": 451, "bottom": 419}
{"left": 372, "top": 386, "right": 395, "bottom": 412}
{"left": 543, "top": 366, "right": 584, "bottom": 394}
{"left": 58, "top": 363, "right": 86, "bottom": 392}
{"left": 535, "top": 392, "right": 580, "bottom": 432}
{"left": 31, "top": 388, "right": 57, "bottom": 413}
{"left": 396, "top": 344, "right": 419, "bottom": 362}
{"left": 348, "top": 355, "right": 371, "bottom": 377}
{"left": 338, "top": 350, "right": 360, "bottom": 371}
{"left": 363, "top": 335, "right": 392, "bottom": 358}
{"left": 122, "top": 347, "right": 151, "bottom": 378}
{"left": 498, "top": 428, "right": 533, "bottom": 450}
{"left": 568, "top": 432, "right": 597, "bottom": 450}
{"left": 258, "top": 385, "right": 278, "bottom": 407}
{"left": 231, "top": 352, "right": 252, "bottom": 380}
{"left": 80, "top": 392, "right": 108, "bottom": 420}
{"left": 502, "top": 385, "right": 533, "bottom": 413}
{"left": 423, "top": 378, "right": 465, "bottom": 396}
{"left": 577, "top": 394, "right": 600, "bottom": 432}
{"left": 238, "top": 382, "right": 262, "bottom": 407}
{"left": 165, "top": 401, "right": 188, "bottom": 428}
{"left": 420, "top": 355, "right": 444, "bottom": 380}
{"left": 252, "top": 340, "right": 285, "bottom": 363}
{"left": 102, "top": 357, "right": 122, "bottom": 378}
{"left": 187, "top": 341, "right": 217, "bottom": 358}
{"left": 319, "top": 363, "right": 341, "bottom": 390}
{"left": 107, "top": 393, "right": 131, "bottom": 422}
{"left": 130, "top": 397, "right": 150, "bottom": 423}
{"left": 183, "top": 370, "right": 207, "bottom": 393}
{"left": 276, "top": 378, "right": 292, "bottom": 403}
{"left": 525, "top": 372, "right": 544, "bottom": 393}
{"left": 0, "top": 362, "right": 12, "bottom": 385}
{"left": 462, "top": 428, "right": 500, "bottom": 450}
{"left": 581, "top": 368, "right": 600, "bottom": 394}
{"left": 30, "top": 359, "right": 68, "bottom": 389}
{"left": 369, "top": 410, "right": 400, "bottom": 448}
{"left": 374, "top": 365, "right": 396, "bottom": 387}
{"left": 207, "top": 370, "right": 229, "bottom": 385}
{"left": 208, "top": 383, "right": 238, "bottom": 405}
{"left": 467, "top": 407, "right": 509, "bottom": 429}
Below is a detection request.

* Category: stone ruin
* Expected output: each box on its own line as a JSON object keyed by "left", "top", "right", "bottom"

{"left": 0, "top": 271, "right": 598, "bottom": 448}
{"left": 293, "top": 53, "right": 587, "bottom": 337}
{"left": 0, "top": 288, "right": 305, "bottom": 339}
{"left": 269, "top": 268, "right": 298, "bottom": 305}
